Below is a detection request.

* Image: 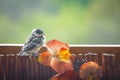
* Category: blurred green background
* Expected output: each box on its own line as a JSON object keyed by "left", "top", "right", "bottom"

{"left": 0, "top": 0, "right": 120, "bottom": 44}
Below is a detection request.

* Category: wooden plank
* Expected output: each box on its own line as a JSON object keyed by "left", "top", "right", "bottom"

{"left": 0, "top": 45, "right": 120, "bottom": 80}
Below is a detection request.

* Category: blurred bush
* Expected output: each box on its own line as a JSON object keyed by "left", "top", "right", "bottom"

{"left": 0, "top": 0, "right": 120, "bottom": 44}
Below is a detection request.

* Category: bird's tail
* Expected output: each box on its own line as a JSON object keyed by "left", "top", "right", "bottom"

{"left": 17, "top": 51, "right": 26, "bottom": 56}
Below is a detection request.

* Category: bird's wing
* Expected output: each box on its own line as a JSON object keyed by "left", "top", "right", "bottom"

{"left": 24, "top": 34, "right": 36, "bottom": 46}
{"left": 22, "top": 38, "right": 39, "bottom": 52}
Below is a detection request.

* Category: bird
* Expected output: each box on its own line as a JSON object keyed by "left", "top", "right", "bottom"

{"left": 18, "top": 28, "right": 46, "bottom": 57}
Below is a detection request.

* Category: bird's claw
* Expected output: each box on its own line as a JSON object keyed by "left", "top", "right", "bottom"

{"left": 29, "top": 52, "right": 39, "bottom": 58}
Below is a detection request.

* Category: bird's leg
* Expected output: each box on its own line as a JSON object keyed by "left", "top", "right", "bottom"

{"left": 29, "top": 52, "right": 32, "bottom": 58}
{"left": 30, "top": 52, "right": 39, "bottom": 58}
{"left": 29, "top": 52, "right": 35, "bottom": 63}
{"left": 29, "top": 52, "right": 39, "bottom": 63}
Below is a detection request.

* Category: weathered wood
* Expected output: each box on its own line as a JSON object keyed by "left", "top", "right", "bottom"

{"left": 0, "top": 45, "right": 120, "bottom": 80}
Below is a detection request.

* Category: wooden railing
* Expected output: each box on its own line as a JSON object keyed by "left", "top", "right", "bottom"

{"left": 0, "top": 44, "right": 120, "bottom": 80}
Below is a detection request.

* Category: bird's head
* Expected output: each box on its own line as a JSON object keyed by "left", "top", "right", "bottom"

{"left": 32, "top": 28, "right": 45, "bottom": 37}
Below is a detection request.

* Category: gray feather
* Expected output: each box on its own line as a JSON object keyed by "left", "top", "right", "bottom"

{"left": 18, "top": 28, "right": 46, "bottom": 56}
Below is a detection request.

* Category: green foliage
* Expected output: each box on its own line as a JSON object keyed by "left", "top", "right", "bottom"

{"left": 0, "top": 0, "right": 120, "bottom": 44}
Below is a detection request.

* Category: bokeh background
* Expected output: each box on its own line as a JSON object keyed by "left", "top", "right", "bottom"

{"left": 0, "top": 0, "right": 120, "bottom": 44}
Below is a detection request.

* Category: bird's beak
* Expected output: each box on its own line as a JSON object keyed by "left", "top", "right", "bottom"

{"left": 39, "top": 34, "right": 44, "bottom": 37}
